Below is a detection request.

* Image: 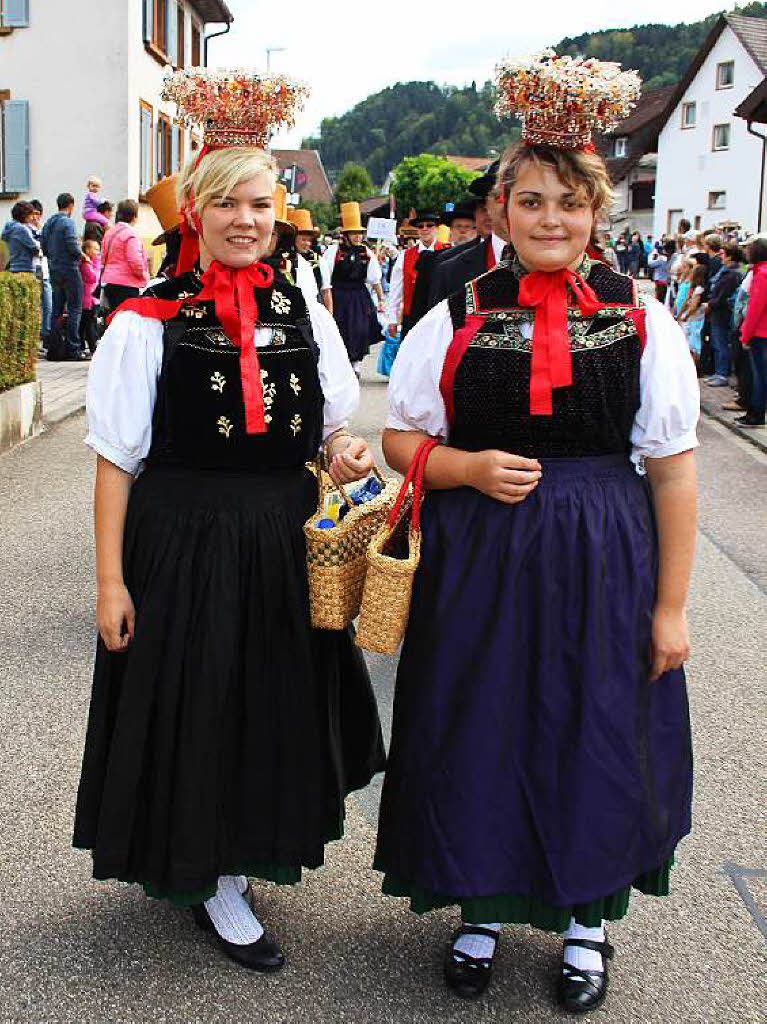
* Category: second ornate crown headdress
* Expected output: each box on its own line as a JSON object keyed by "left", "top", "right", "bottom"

{"left": 494, "top": 49, "right": 641, "bottom": 150}
{"left": 162, "top": 67, "right": 309, "bottom": 149}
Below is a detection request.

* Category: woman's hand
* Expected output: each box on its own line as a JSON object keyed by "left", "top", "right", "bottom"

{"left": 465, "top": 450, "right": 541, "bottom": 504}
{"left": 97, "top": 579, "right": 135, "bottom": 652}
{"left": 328, "top": 436, "right": 374, "bottom": 485}
{"left": 649, "top": 605, "right": 690, "bottom": 682}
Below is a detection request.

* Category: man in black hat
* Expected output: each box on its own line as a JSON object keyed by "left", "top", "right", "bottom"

{"left": 408, "top": 198, "right": 479, "bottom": 328}
{"left": 387, "top": 210, "right": 447, "bottom": 339}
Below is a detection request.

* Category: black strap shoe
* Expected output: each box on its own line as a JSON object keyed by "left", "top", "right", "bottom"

{"left": 190, "top": 887, "right": 285, "bottom": 973}
{"left": 443, "top": 924, "right": 499, "bottom": 999}
{"left": 557, "top": 936, "right": 614, "bottom": 1014}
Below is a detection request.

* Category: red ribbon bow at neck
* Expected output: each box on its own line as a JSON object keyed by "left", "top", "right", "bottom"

{"left": 189, "top": 260, "right": 275, "bottom": 434}
{"left": 517, "top": 267, "right": 603, "bottom": 416}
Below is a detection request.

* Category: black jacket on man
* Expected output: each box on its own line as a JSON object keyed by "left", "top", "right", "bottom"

{"left": 428, "top": 236, "right": 494, "bottom": 310}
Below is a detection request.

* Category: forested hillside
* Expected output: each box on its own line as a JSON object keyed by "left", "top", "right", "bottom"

{"left": 303, "top": 4, "right": 767, "bottom": 187}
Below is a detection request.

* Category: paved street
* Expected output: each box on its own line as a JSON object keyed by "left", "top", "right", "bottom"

{"left": 0, "top": 349, "right": 765, "bottom": 1023}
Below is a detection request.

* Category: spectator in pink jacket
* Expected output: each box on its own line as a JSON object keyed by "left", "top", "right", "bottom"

{"left": 79, "top": 239, "right": 102, "bottom": 354}
{"left": 738, "top": 236, "right": 767, "bottom": 427}
{"left": 83, "top": 176, "right": 110, "bottom": 227}
{"left": 101, "top": 199, "right": 149, "bottom": 313}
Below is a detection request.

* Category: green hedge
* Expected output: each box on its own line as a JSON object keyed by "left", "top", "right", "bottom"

{"left": 0, "top": 272, "right": 40, "bottom": 394}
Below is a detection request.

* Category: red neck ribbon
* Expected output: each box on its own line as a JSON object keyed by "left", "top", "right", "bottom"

{"left": 517, "top": 268, "right": 603, "bottom": 416}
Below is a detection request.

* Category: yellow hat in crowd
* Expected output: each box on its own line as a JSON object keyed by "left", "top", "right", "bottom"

{"left": 146, "top": 174, "right": 181, "bottom": 245}
{"left": 287, "top": 208, "right": 319, "bottom": 236}
{"left": 273, "top": 183, "right": 296, "bottom": 234}
{"left": 437, "top": 224, "right": 451, "bottom": 245}
{"left": 340, "top": 202, "right": 364, "bottom": 234}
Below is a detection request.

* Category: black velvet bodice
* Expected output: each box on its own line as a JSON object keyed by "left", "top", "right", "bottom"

{"left": 331, "top": 244, "right": 369, "bottom": 286}
{"left": 447, "top": 258, "right": 644, "bottom": 458}
{"left": 145, "top": 272, "right": 323, "bottom": 472}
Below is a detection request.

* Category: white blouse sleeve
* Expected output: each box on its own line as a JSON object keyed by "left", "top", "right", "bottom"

{"left": 296, "top": 253, "right": 319, "bottom": 305}
{"left": 307, "top": 299, "right": 360, "bottom": 439}
{"left": 366, "top": 249, "right": 382, "bottom": 286}
{"left": 84, "top": 311, "right": 164, "bottom": 475}
{"left": 630, "top": 294, "right": 700, "bottom": 474}
{"left": 386, "top": 300, "right": 453, "bottom": 439}
{"left": 320, "top": 244, "right": 336, "bottom": 291}
{"left": 387, "top": 250, "right": 405, "bottom": 326}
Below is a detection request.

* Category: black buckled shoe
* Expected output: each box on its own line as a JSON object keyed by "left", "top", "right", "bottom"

{"left": 443, "top": 925, "right": 499, "bottom": 999}
{"left": 557, "top": 936, "right": 614, "bottom": 1014}
{"left": 190, "top": 886, "right": 285, "bottom": 973}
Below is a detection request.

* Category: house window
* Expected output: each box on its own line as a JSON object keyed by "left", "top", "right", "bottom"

{"left": 681, "top": 102, "right": 696, "bottom": 129}
{"left": 172, "top": 123, "right": 184, "bottom": 172}
{"left": 176, "top": 2, "right": 185, "bottom": 68}
{"left": 712, "top": 123, "right": 730, "bottom": 151}
{"left": 716, "top": 60, "right": 735, "bottom": 89}
{"left": 0, "top": 0, "right": 30, "bottom": 28}
{"left": 694, "top": 216, "right": 701, "bottom": 229}
{"left": 614, "top": 136, "right": 628, "bottom": 158}
{"left": 191, "top": 21, "right": 201, "bottom": 66}
{"left": 0, "top": 95, "right": 30, "bottom": 194}
{"left": 153, "top": 0, "right": 168, "bottom": 52}
{"left": 140, "top": 100, "right": 154, "bottom": 197}
{"left": 708, "top": 191, "right": 726, "bottom": 210}
{"left": 157, "top": 112, "right": 172, "bottom": 181}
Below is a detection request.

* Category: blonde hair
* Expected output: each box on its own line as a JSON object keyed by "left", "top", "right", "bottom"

{"left": 178, "top": 147, "right": 278, "bottom": 216}
{"left": 87, "top": 175, "right": 102, "bottom": 190}
{"left": 494, "top": 141, "right": 614, "bottom": 251}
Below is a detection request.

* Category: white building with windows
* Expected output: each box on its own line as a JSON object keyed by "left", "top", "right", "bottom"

{"left": 0, "top": 0, "right": 232, "bottom": 245}
{"left": 653, "top": 13, "right": 767, "bottom": 238}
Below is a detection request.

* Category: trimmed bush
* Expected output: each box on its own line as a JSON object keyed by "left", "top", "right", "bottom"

{"left": 0, "top": 272, "right": 40, "bottom": 394}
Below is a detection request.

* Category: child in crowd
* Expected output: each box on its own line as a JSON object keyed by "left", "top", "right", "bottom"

{"left": 82, "top": 176, "right": 109, "bottom": 227}
{"left": 678, "top": 263, "right": 707, "bottom": 369}
{"left": 79, "top": 239, "right": 102, "bottom": 354}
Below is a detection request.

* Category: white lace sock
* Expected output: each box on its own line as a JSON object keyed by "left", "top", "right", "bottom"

{"left": 562, "top": 918, "right": 605, "bottom": 974}
{"left": 453, "top": 923, "right": 501, "bottom": 962}
{"left": 203, "top": 875, "right": 264, "bottom": 946}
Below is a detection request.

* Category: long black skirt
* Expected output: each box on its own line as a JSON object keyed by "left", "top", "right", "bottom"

{"left": 332, "top": 282, "right": 383, "bottom": 363}
{"left": 374, "top": 455, "right": 693, "bottom": 929}
{"left": 74, "top": 464, "right": 385, "bottom": 903}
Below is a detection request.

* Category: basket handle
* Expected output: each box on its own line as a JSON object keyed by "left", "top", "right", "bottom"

{"left": 387, "top": 438, "right": 440, "bottom": 530}
{"left": 315, "top": 457, "right": 386, "bottom": 511}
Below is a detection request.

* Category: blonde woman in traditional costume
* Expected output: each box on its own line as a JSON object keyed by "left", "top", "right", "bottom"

{"left": 373, "top": 54, "right": 698, "bottom": 1013}
{"left": 73, "top": 70, "right": 385, "bottom": 971}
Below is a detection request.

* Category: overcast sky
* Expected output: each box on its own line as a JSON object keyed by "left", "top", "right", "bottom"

{"left": 212, "top": 0, "right": 740, "bottom": 147}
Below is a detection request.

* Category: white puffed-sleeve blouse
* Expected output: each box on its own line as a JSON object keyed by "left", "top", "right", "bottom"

{"left": 85, "top": 301, "right": 359, "bottom": 476}
{"left": 386, "top": 292, "right": 699, "bottom": 474}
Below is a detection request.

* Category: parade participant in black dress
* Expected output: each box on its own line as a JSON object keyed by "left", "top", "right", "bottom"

{"left": 321, "top": 202, "right": 384, "bottom": 376}
{"left": 374, "top": 53, "right": 699, "bottom": 1014}
{"left": 73, "top": 69, "right": 385, "bottom": 972}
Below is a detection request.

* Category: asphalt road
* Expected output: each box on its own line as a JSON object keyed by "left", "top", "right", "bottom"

{"left": 0, "top": 349, "right": 764, "bottom": 1023}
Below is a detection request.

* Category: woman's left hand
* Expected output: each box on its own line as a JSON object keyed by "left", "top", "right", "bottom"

{"left": 328, "top": 436, "right": 374, "bottom": 485}
{"left": 649, "top": 605, "right": 690, "bottom": 682}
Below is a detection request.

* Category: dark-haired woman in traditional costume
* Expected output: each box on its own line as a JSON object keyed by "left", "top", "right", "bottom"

{"left": 72, "top": 70, "right": 384, "bottom": 972}
{"left": 373, "top": 54, "right": 698, "bottom": 1013}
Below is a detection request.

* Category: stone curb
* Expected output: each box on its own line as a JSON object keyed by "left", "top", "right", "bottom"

{"left": 700, "top": 397, "right": 767, "bottom": 456}
{"left": 0, "top": 380, "right": 43, "bottom": 454}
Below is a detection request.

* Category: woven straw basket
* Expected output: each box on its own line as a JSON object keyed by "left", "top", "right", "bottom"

{"left": 356, "top": 439, "right": 439, "bottom": 654}
{"left": 304, "top": 464, "right": 399, "bottom": 630}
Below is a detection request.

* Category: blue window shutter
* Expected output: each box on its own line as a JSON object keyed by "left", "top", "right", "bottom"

{"left": 141, "top": 108, "right": 153, "bottom": 193}
{"left": 167, "top": 0, "right": 178, "bottom": 64}
{"left": 3, "top": 100, "right": 30, "bottom": 192}
{"left": 142, "top": 0, "right": 153, "bottom": 43}
{"left": 3, "top": 0, "right": 30, "bottom": 28}
{"left": 171, "top": 124, "right": 180, "bottom": 171}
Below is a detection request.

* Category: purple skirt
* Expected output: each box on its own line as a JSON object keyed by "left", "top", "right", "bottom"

{"left": 332, "top": 283, "right": 383, "bottom": 363}
{"left": 374, "top": 454, "right": 693, "bottom": 918}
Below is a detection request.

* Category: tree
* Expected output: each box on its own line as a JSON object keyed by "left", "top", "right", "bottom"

{"left": 390, "top": 155, "right": 478, "bottom": 218}
{"left": 334, "top": 162, "right": 375, "bottom": 208}
{"left": 300, "top": 200, "right": 335, "bottom": 235}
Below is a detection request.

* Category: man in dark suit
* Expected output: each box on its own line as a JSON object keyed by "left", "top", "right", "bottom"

{"left": 408, "top": 197, "right": 478, "bottom": 328}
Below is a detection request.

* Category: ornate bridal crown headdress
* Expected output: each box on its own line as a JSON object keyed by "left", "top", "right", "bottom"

{"left": 161, "top": 68, "right": 309, "bottom": 149}
{"left": 494, "top": 49, "right": 641, "bottom": 150}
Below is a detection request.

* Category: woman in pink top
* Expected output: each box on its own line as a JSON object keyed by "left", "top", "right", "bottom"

{"left": 101, "top": 199, "right": 149, "bottom": 313}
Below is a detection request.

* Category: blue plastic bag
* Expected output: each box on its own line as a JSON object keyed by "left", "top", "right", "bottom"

{"left": 377, "top": 330, "right": 401, "bottom": 377}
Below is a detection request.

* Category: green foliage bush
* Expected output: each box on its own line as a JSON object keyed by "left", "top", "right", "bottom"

{"left": 0, "top": 272, "right": 40, "bottom": 394}
{"left": 390, "top": 155, "right": 478, "bottom": 217}
{"left": 335, "top": 162, "right": 375, "bottom": 208}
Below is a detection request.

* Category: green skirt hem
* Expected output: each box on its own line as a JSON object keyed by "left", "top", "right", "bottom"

{"left": 378, "top": 856, "right": 674, "bottom": 932}
{"left": 100, "top": 817, "right": 346, "bottom": 907}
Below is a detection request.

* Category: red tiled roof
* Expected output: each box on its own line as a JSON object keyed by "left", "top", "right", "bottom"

{"left": 735, "top": 77, "right": 767, "bottom": 122}
{"left": 443, "top": 155, "right": 491, "bottom": 172}
{"left": 272, "top": 149, "right": 333, "bottom": 205}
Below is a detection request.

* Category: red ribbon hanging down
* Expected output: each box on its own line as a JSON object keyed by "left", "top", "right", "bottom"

{"left": 517, "top": 268, "right": 603, "bottom": 416}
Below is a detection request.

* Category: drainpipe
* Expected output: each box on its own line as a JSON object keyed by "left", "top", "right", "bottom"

{"left": 203, "top": 20, "right": 231, "bottom": 67}
{"left": 747, "top": 120, "right": 767, "bottom": 232}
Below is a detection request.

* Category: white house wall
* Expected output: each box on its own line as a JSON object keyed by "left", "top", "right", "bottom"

{"left": 653, "top": 25, "right": 764, "bottom": 237}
